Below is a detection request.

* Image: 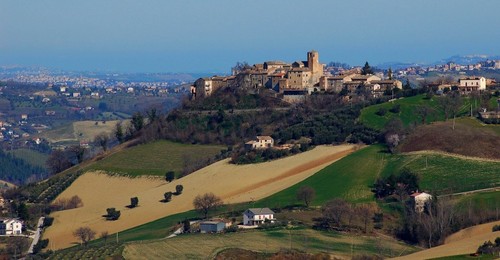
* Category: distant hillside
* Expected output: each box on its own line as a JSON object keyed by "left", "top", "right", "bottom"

{"left": 0, "top": 149, "right": 47, "bottom": 184}
{"left": 398, "top": 118, "right": 500, "bottom": 160}
{"left": 40, "top": 120, "right": 120, "bottom": 144}
{"left": 86, "top": 140, "right": 226, "bottom": 177}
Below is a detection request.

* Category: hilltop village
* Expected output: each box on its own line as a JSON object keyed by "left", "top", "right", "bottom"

{"left": 191, "top": 51, "right": 403, "bottom": 102}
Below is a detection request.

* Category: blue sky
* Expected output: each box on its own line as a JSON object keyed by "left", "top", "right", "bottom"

{"left": 1, "top": 0, "right": 499, "bottom": 73}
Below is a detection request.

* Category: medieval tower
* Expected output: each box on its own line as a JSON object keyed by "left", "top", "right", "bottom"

{"left": 307, "top": 50, "right": 323, "bottom": 83}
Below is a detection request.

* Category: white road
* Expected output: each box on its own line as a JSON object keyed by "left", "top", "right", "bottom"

{"left": 28, "top": 217, "right": 45, "bottom": 254}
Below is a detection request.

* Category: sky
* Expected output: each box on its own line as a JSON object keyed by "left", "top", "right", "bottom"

{"left": 1, "top": 0, "right": 500, "bottom": 73}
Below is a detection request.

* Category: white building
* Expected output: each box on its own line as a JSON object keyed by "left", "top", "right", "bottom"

{"left": 0, "top": 218, "right": 23, "bottom": 235}
{"left": 243, "top": 208, "right": 275, "bottom": 226}
{"left": 410, "top": 192, "right": 432, "bottom": 213}
{"left": 244, "top": 136, "right": 274, "bottom": 150}
{"left": 458, "top": 77, "right": 486, "bottom": 93}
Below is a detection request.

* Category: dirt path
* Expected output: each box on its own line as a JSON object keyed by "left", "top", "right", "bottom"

{"left": 43, "top": 145, "right": 357, "bottom": 250}
{"left": 392, "top": 220, "right": 500, "bottom": 259}
{"left": 404, "top": 150, "right": 500, "bottom": 163}
{"left": 438, "top": 187, "right": 500, "bottom": 198}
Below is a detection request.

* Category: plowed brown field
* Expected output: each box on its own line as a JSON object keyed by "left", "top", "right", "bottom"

{"left": 44, "top": 144, "right": 357, "bottom": 249}
{"left": 392, "top": 220, "right": 500, "bottom": 259}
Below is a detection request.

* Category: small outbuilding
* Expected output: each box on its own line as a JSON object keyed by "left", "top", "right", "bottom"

{"left": 199, "top": 221, "right": 225, "bottom": 233}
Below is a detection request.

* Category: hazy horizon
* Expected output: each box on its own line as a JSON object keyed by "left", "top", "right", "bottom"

{"left": 1, "top": 0, "right": 499, "bottom": 73}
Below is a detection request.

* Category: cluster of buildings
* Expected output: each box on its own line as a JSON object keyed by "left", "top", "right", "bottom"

{"left": 395, "top": 59, "right": 500, "bottom": 78}
{"left": 198, "top": 207, "right": 275, "bottom": 233}
{"left": 430, "top": 76, "right": 497, "bottom": 95}
{"left": 192, "top": 51, "right": 402, "bottom": 102}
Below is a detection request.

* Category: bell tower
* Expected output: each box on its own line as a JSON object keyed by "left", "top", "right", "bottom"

{"left": 307, "top": 50, "right": 319, "bottom": 73}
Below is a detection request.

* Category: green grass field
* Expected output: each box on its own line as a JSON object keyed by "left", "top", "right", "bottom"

{"left": 255, "top": 145, "right": 500, "bottom": 208}
{"left": 453, "top": 190, "right": 500, "bottom": 214}
{"left": 40, "top": 122, "right": 76, "bottom": 143}
{"left": 122, "top": 227, "right": 417, "bottom": 259}
{"left": 256, "top": 145, "right": 387, "bottom": 207}
{"left": 360, "top": 94, "right": 474, "bottom": 130}
{"left": 86, "top": 140, "right": 225, "bottom": 176}
{"left": 382, "top": 153, "right": 500, "bottom": 194}
{"left": 7, "top": 149, "right": 49, "bottom": 169}
{"left": 73, "top": 144, "right": 499, "bottom": 248}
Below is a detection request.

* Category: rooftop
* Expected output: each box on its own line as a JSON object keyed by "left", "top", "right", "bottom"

{"left": 247, "top": 208, "right": 275, "bottom": 215}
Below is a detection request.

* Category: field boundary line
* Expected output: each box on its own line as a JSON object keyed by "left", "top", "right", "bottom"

{"left": 402, "top": 150, "right": 500, "bottom": 163}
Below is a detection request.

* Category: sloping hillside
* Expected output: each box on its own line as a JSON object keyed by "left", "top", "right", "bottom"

{"left": 256, "top": 144, "right": 500, "bottom": 207}
{"left": 86, "top": 140, "right": 225, "bottom": 176}
{"left": 398, "top": 118, "right": 500, "bottom": 160}
{"left": 393, "top": 220, "right": 500, "bottom": 259}
{"left": 44, "top": 145, "right": 356, "bottom": 249}
{"left": 359, "top": 94, "right": 478, "bottom": 130}
{"left": 40, "top": 120, "right": 120, "bottom": 143}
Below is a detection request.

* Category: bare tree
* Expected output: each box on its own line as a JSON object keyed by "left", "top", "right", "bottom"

{"left": 321, "top": 198, "right": 352, "bottom": 230}
{"left": 356, "top": 204, "right": 375, "bottom": 233}
{"left": 46, "top": 150, "right": 73, "bottom": 174}
{"left": 73, "top": 227, "right": 96, "bottom": 247}
{"left": 100, "top": 231, "right": 109, "bottom": 244}
{"left": 94, "top": 132, "right": 109, "bottom": 151}
{"left": 448, "top": 93, "right": 463, "bottom": 130}
{"left": 385, "top": 133, "right": 400, "bottom": 153}
{"left": 193, "top": 193, "right": 223, "bottom": 219}
{"left": 297, "top": 186, "right": 316, "bottom": 207}
{"left": 415, "top": 105, "right": 433, "bottom": 125}
{"left": 69, "top": 145, "right": 86, "bottom": 164}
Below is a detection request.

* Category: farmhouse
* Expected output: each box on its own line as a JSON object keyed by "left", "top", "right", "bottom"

{"left": 410, "top": 192, "right": 432, "bottom": 213}
{"left": 199, "top": 221, "right": 225, "bottom": 233}
{"left": 0, "top": 218, "right": 23, "bottom": 235}
{"left": 243, "top": 208, "right": 275, "bottom": 226}
{"left": 458, "top": 77, "right": 486, "bottom": 94}
{"left": 245, "top": 136, "right": 274, "bottom": 150}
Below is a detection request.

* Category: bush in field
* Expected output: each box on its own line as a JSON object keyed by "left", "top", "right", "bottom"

{"left": 165, "top": 171, "right": 175, "bottom": 182}
{"left": 175, "top": 185, "right": 183, "bottom": 195}
{"left": 376, "top": 107, "right": 387, "bottom": 116}
{"left": 129, "top": 197, "right": 139, "bottom": 208}
{"left": 163, "top": 192, "right": 173, "bottom": 202}
{"left": 104, "top": 208, "right": 121, "bottom": 221}
{"left": 43, "top": 217, "right": 54, "bottom": 227}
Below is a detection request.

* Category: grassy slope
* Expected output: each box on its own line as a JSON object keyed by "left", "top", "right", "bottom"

{"left": 256, "top": 145, "right": 386, "bottom": 206}
{"left": 7, "top": 148, "right": 49, "bottom": 169}
{"left": 454, "top": 190, "right": 500, "bottom": 214}
{"left": 398, "top": 118, "right": 500, "bottom": 160}
{"left": 256, "top": 145, "right": 500, "bottom": 207}
{"left": 122, "top": 228, "right": 417, "bottom": 259}
{"left": 40, "top": 120, "right": 119, "bottom": 143}
{"left": 360, "top": 94, "right": 473, "bottom": 130}
{"left": 86, "top": 140, "right": 225, "bottom": 176}
{"left": 381, "top": 153, "right": 500, "bottom": 194}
